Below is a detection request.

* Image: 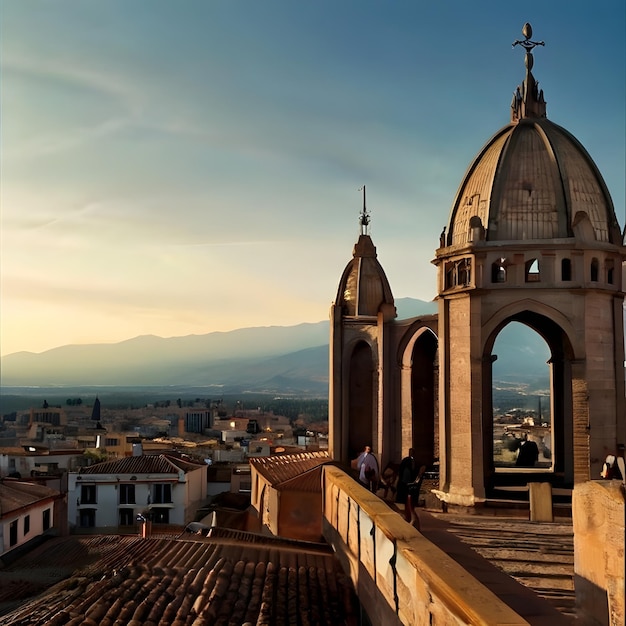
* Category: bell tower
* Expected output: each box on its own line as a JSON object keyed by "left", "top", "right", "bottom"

{"left": 433, "top": 24, "right": 626, "bottom": 506}
{"left": 329, "top": 188, "right": 397, "bottom": 466}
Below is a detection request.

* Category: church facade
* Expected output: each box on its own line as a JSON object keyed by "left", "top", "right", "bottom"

{"left": 329, "top": 24, "right": 626, "bottom": 506}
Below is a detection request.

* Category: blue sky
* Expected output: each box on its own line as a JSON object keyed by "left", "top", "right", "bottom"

{"left": 1, "top": 0, "right": 624, "bottom": 355}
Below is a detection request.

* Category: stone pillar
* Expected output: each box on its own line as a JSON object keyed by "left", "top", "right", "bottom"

{"left": 573, "top": 480, "right": 625, "bottom": 626}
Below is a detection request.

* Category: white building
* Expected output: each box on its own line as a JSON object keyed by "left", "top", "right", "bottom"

{"left": 0, "top": 479, "right": 60, "bottom": 559}
{"left": 67, "top": 454, "right": 208, "bottom": 529}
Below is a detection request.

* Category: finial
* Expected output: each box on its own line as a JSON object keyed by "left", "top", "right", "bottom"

{"left": 358, "top": 185, "right": 370, "bottom": 235}
{"left": 510, "top": 23, "right": 547, "bottom": 122}
{"left": 512, "top": 23, "right": 544, "bottom": 55}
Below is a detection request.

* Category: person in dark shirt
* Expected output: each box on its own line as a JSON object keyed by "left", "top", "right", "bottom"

{"left": 516, "top": 435, "right": 539, "bottom": 467}
{"left": 396, "top": 448, "right": 418, "bottom": 503}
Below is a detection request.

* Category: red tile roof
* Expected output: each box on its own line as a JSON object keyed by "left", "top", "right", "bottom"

{"left": 0, "top": 532, "right": 357, "bottom": 625}
{"left": 249, "top": 451, "right": 330, "bottom": 488}
{"left": 78, "top": 453, "right": 205, "bottom": 475}
{"left": 0, "top": 480, "right": 60, "bottom": 518}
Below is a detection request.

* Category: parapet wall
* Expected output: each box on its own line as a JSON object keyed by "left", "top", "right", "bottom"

{"left": 573, "top": 479, "right": 625, "bottom": 626}
{"left": 321, "top": 465, "right": 529, "bottom": 625}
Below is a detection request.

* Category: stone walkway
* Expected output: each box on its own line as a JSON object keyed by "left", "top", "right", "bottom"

{"left": 414, "top": 509, "right": 576, "bottom": 625}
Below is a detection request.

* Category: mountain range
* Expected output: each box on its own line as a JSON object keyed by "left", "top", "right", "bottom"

{"left": 3, "top": 297, "right": 621, "bottom": 396}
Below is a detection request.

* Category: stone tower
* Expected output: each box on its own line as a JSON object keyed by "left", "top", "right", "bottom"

{"left": 433, "top": 24, "right": 626, "bottom": 506}
{"left": 329, "top": 187, "right": 397, "bottom": 465}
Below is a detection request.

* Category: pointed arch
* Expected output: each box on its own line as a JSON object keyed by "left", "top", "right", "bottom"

{"left": 347, "top": 340, "right": 375, "bottom": 460}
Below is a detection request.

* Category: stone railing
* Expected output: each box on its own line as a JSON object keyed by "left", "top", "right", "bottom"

{"left": 322, "top": 465, "right": 529, "bottom": 626}
{"left": 573, "top": 479, "right": 625, "bottom": 626}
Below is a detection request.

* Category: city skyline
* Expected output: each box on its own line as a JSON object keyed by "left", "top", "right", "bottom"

{"left": 2, "top": 0, "right": 624, "bottom": 356}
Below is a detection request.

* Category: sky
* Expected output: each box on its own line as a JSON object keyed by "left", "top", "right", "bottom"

{"left": 1, "top": 1, "right": 624, "bottom": 356}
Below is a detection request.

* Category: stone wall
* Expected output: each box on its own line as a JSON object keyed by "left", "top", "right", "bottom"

{"left": 573, "top": 480, "right": 625, "bottom": 626}
{"left": 322, "top": 465, "right": 530, "bottom": 625}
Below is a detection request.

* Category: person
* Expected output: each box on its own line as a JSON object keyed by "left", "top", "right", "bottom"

{"left": 396, "top": 448, "right": 418, "bottom": 504}
{"left": 353, "top": 445, "right": 379, "bottom": 492}
{"left": 515, "top": 435, "right": 539, "bottom": 467}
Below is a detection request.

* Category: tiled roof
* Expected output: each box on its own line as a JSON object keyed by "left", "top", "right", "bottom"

{"left": 0, "top": 480, "right": 59, "bottom": 517}
{"left": 78, "top": 453, "right": 205, "bottom": 475}
{"left": 249, "top": 451, "right": 330, "bottom": 487}
{"left": 0, "top": 532, "right": 357, "bottom": 625}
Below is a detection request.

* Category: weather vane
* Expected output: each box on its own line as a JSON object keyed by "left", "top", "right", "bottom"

{"left": 358, "top": 186, "right": 370, "bottom": 235}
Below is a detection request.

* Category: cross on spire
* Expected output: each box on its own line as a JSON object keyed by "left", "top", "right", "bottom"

{"left": 511, "top": 23, "right": 547, "bottom": 122}
{"left": 358, "top": 185, "right": 370, "bottom": 235}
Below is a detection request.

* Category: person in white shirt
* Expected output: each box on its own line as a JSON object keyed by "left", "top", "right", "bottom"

{"left": 354, "top": 445, "right": 379, "bottom": 492}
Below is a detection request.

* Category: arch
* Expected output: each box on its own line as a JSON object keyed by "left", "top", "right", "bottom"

{"left": 399, "top": 325, "right": 438, "bottom": 468}
{"left": 492, "top": 260, "right": 507, "bottom": 283}
{"left": 347, "top": 340, "right": 375, "bottom": 460}
{"left": 483, "top": 299, "right": 580, "bottom": 359}
{"left": 482, "top": 310, "right": 577, "bottom": 491}
{"left": 525, "top": 258, "right": 540, "bottom": 282}
{"left": 561, "top": 258, "right": 572, "bottom": 281}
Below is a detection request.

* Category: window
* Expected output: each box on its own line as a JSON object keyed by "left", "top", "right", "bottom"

{"left": 606, "top": 260, "right": 615, "bottom": 285}
{"left": 119, "top": 484, "right": 135, "bottom": 505}
{"left": 561, "top": 258, "right": 572, "bottom": 281}
{"left": 491, "top": 260, "right": 507, "bottom": 283}
{"left": 80, "top": 485, "right": 97, "bottom": 504}
{"left": 10, "top": 520, "right": 18, "bottom": 546}
{"left": 43, "top": 508, "right": 51, "bottom": 531}
{"left": 119, "top": 508, "right": 134, "bottom": 526}
{"left": 445, "top": 258, "right": 472, "bottom": 289}
{"left": 105, "top": 438, "right": 119, "bottom": 447}
{"left": 79, "top": 509, "right": 95, "bottom": 528}
{"left": 590, "top": 258, "right": 599, "bottom": 282}
{"left": 525, "top": 259, "right": 540, "bottom": 282}
{"left": 24, "top": 514, "right": 30, "bottom": 536}
{"left": 151, "top": 508, "right": 170, "bottom": 524}
{"left": 153, "top": 484, "right": 172, "bottom": 504}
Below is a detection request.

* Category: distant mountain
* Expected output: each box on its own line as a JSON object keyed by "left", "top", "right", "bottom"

{"left": 4, "top": 297, "right": 619, "bottom": 396}
{"left": 0, "top": 299, "right": 438, "bottom": 389}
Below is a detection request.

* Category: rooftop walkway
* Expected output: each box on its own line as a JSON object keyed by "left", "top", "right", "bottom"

{"left": 413, "top": 509, "right": 575, "bottom": 624}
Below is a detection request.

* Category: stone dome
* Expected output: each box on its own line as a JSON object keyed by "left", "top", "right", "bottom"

{"left": 335, "top": 234, "right": 396, "bottom": 320}
{"left": 445, "top": 26, "right": 621, "bottom": 248}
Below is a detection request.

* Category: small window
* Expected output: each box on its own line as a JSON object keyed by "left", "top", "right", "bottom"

{"left": 119, "top": 508, "right": 134, "bottom": 526}
{"left": 81, "top": 485, "right": 97, "bottom": 504}
{"left": 119, "top": 484, "right": 135, "bottom": 505}
{"left": 525, "top": 259, "right": 540, "bottom": 283}
{"left": 561, "top": 258, "right": 572, "bottom": 281}
{"left": 43, "top": 508, "right": 51, "bottom": 531}
{"left": 492, "top": 260, "right": 506, "bottom": 283}
{"left": 606, "top": 260, "right": 615, "bottom": 285}
{"left": 24, "top": 514, "right": 30, "bottom": 536}
{"left": 10, "top": 520, "right": 18, "bottom": 546}
{"left": 153, "top": 484, "right": 172, "bottom": 504}
{"left": 590, "top": 258, "right": 599, "bottom": 282}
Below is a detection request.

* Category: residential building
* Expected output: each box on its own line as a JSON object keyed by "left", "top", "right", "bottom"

{"left": 67, "top": 454, "right": 208, "bottom": 529}
{"left": 0, "top": 479, "right": 61, "bottom": 560}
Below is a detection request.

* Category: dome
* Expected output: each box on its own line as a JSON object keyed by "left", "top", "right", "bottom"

{"left": 335, "top": 234, "right": 396, "bottom": 320}
{"left": 446, "top": 26, "right": 621, "bottom": 248}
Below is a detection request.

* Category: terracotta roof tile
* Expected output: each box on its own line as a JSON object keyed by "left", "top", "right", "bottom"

{"left": 0, "top": 480, "right": 60, "bottom": 517}
{"left": 249, "top": 451, "right": 330, "bottom": 486}
{"left": 78, "top": 453, "right": 205, "bottom": 475}
{"left": 0, "top": 532, "right": 357, "bottom": 625}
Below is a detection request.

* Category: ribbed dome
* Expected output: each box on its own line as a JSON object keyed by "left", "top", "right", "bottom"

{"left": 446, "top": 119, "right": 620, "bottom": 246}
{"left": 446, "top": 24, "right": 621, "bottom": 248}
{"left": 335, "top": 234, "right": 395, "bottom": 320}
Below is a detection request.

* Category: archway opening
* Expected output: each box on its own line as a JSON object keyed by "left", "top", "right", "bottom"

{"left": 411, "top": 331, "right": 438, "bottom": 467}
{"left": 484, "top": 312, "right": 574, "bottom": 492}
{"left": 348, "top": 341, "right": 374, "bottom": 460}
{"left": 491, "top": 322, "right": 552, "bottom": 471}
